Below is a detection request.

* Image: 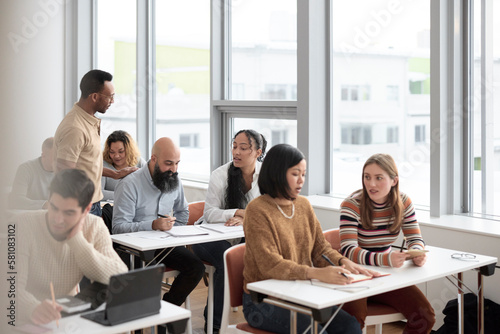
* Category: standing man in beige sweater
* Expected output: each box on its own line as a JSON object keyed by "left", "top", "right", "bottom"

{"left": 16, "top": 169, "right": 127, "bottom": 326}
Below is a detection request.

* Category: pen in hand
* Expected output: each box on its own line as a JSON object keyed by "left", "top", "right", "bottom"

{"left": 322, "top": 254, "right": 349, "bottom": 279}
{"left": 400, "top": 237, "right": 405, "bottom": 253}
{"left": 50, "top": 281, "right": 59, "bottom": 328}
{"left": 158, "top": 214, "right": 169, "bottom": 218}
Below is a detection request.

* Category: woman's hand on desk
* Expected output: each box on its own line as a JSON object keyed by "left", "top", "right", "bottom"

{"left": 153, "top": 216, "right": 176, "bottom": 231}
{"left": 225, "top": 215, "right": 244, "bottom": 226}
{"left": 342, "top": 258, "right": 380, "bottom": 277}
{"left": 307, "top": 266, "right": 353, "bottom": 285}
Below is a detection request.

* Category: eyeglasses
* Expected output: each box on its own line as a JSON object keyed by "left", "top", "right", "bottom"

{"left": 451, "top": 253, "right": 478, "bottom": 261}
{"left": 97, "top": 92, "right": 115, "bottom": 101}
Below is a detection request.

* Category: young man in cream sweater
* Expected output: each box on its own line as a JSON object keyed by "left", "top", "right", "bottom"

{"left": 16, "top": 169, "right": 127, "bottom": 325}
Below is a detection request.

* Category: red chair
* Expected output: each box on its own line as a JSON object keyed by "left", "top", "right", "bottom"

{"left": 323, "top": 228, "right": 405, "bottom": 334}
{"left": 220, "top": 244, "right": 275, "bottom": 334}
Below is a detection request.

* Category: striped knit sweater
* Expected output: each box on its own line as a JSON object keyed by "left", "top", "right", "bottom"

{"left": 340, "top": 192, "right": 425, "bottom": 267}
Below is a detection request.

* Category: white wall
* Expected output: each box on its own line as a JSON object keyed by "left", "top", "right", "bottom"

{"left": 0, "top": 0, "right": 66, "bottom": 191}
{"left": 0, "top": 3, "right": 65, "bottom": 331}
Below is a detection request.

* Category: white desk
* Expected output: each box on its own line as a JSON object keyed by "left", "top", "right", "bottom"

{"left": 38, "top": 301, "right": 190, "bottom": 334}
{"left": 111, "top": 228, "right": 244, "bottom": 251}
{"left": 246, "top": 245, "right": 497, "bottom": 334}
{"left": 111, "top": 227, "right": 244, "bottom": 334}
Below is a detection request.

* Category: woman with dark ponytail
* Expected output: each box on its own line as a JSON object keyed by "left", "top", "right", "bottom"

{"left": 192, "top": 129, "right": 266, "bottom": 333}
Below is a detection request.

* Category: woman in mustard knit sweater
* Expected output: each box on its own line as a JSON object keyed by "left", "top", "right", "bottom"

{"left": 340, "top": 153, "right": 435, "bottom": 333}
{"left": 243, "top": 144, "right": 377, "bottom": 334}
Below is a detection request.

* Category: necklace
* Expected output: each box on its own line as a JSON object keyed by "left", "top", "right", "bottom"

{"left": 274, "top": 200, "right": 295, "bottom": 219}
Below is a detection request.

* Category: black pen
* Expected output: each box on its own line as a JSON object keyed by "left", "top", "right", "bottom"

{"left": 322, "top": 254, "right": 348, "bottom": 279}
{"left": 158, "top": 214, "right": 169, "bottom": 218}
{"left": 400, "top": 237, "right": 405, "bottom": 253}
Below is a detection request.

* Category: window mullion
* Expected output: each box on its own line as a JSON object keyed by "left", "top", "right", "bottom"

{"left": 136, "top": 0, "right": 155, "bottom": 157}
{"left": 481, "top": 0, "right": 494, "bottom": 214}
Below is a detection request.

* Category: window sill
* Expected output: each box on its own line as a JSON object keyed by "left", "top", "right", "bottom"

{"left": 307, "top": 195, "right": 500, "bottom": 239}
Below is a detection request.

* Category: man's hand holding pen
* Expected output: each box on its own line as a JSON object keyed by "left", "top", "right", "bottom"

{"left": 153, "top": 214, "right": 176, "bottom": 231}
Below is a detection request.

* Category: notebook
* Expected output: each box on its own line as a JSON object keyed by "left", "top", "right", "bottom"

{"left": 56, "top": 295, "right": 91, "bottom": 313}
{"left": 199, "top": 223, "right": 244, "bottom": 234}
{"left": 405, "top": 249, "right": 429, "bottom": 259}
{"left": 81, "top": 264, "right": 165, "bottom": 326}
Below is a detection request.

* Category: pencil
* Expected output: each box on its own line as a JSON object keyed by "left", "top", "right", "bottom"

{"left": 50, "top": 281, "right": 59, "bottom": 328}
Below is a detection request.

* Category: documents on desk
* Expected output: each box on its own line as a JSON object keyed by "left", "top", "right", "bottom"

{"left": 125, "top": 226, "right": 210, "bottom": 239}
{"left": 126, "top": 231, "right": 171, "bottom": 240}
{"left": 166, "top": 225, "right": 209, "bottom": 237}
{"left": 199, "top": 223, "right": 244, "bottom": 234}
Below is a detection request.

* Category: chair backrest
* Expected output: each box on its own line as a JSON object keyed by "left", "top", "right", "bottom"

{"left": 188, "top": 201, "right": 205, "bottom": 225}
{"left": 323, "top": 228, "right": 341, "bottom": 251}
{"left": 224, "top": 243, "right": 246, "bottom": 307}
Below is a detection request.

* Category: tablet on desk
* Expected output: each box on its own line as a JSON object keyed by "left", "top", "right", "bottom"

{"left": 81, "top": 265, "right": 164, "bottom": 326}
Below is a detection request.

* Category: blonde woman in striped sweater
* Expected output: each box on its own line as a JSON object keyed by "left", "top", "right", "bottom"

{"left": 340, "top": 153, "right": 435, "bottom": 334}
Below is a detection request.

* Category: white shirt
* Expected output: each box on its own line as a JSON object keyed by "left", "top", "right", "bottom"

{"left": 203, "top": 161, "right": 262, "bottom": 224}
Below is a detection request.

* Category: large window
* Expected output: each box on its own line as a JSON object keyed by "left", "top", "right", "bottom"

{"left": 471, "top": 0, "right": 500, "bottom": 217}
{"left": 89, "top": 0, "right": 499, "bottom": 220}
{"left": 230, "top": 0, "right": 297, "bottom": 100}
{"left": 155, "top": 0, "right": 210, "bottom": 179}
{"left": 96, "top": 0, "right": 137, "bottom": 149}
{"left": 96, "top": 0, "right": 210, "bottom": 180}
{"left": 331, "top": 0, "right": 431, "bottom": 207}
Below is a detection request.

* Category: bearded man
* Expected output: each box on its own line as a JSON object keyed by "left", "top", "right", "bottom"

{"left": 112, "top": 137, "right": 204, "bottom": 315}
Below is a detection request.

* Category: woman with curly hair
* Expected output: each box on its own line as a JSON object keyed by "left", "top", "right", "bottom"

{"left": 101, "top": 130, "right": 145, "bottom": 201}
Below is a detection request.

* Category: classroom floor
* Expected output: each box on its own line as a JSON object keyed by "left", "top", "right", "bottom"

{"left": 159, "top": 280, "right": 407, "bottom": 334}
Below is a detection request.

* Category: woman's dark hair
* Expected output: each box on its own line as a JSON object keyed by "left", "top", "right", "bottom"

{"left": 49, "top": 169, "right": 94, "bottom": 211}
{"left": 224, "top": 129, "right": 267, "bottom": 209}
{"left": 258, "top": 144, "right": 305, "bottom": 200}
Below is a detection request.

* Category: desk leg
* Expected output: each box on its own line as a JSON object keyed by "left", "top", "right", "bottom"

{"left": 457, "top": 272, "right": 464, "bottom": 334}
{"left": 478, "top": 272, "right": 484, "bottom": 334}
{"left": 290, "top": 310, "right": 297, "bottom": 334}
{"left": 313, "top": 320, "right": 319, "bottom": 334}
{"left": 130, "top": 253, "right": 135, "bottom": 270}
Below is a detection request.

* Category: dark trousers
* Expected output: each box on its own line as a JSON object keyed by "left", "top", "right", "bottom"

{"left": 343, "top": 285, "right": 436, "bottom": 334}
{"left": 243, "top": 292, "right": 361, "bottom": 334}
{"left": 157, "top": 246, "right": 205, "bottom": 306}
{"left": 192, "top": 239, "right": 234, "bottom": 329}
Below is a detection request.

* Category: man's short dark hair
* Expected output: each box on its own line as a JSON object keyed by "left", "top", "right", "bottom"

{"left": 50, "top": 169, "right": 94, "bottom": 211}
{"left": 80, "top": 69, "right": 113, "bottom": 98}
{"left": 258, "top": 144, "right": 305, "bottom": 200}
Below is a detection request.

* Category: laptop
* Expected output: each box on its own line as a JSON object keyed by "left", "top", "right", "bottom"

{"left": 81, "top": 264, "right": 165, "bottom": 326}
